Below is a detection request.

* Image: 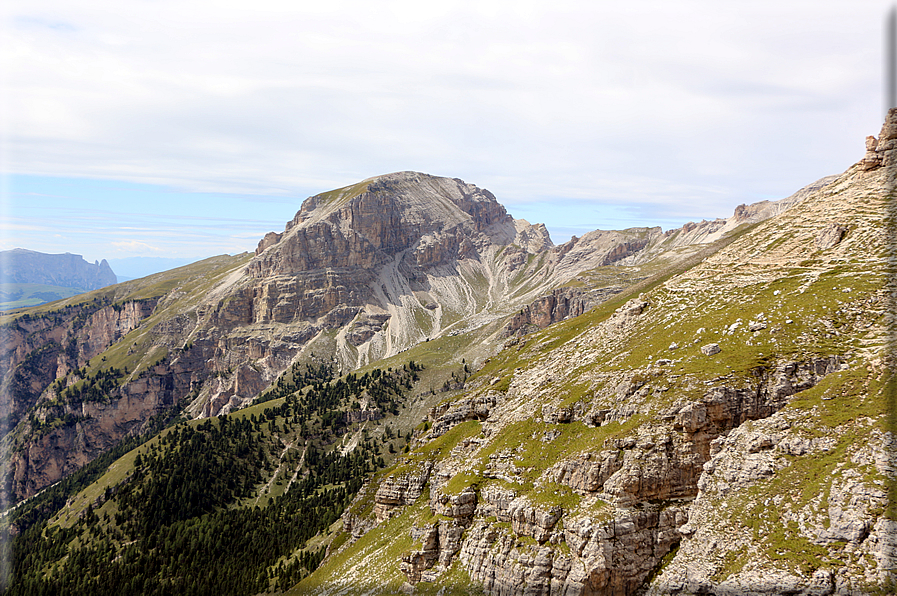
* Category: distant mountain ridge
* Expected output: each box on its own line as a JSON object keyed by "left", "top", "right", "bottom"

{"left": 1, "top": 248, "right": 117, "bottom": 289}
{"left": 0, "top": 249, "right": 118, "bottom": 310}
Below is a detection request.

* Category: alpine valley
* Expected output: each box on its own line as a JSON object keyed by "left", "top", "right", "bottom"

{"left": 1, "top": 112, "right": 895, "bottom": 596}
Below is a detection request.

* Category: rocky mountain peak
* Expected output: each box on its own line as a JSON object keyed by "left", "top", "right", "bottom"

{"left": 296, "top": 171, "right": 510, "bottom": 224}
{"left": 249, "top": 172, "right": 518, "bottom": 278}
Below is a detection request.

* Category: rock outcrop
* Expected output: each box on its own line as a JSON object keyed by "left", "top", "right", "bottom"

{"left": 390, "top": 354, "right": 845, "bottom": 592}
{"left": 372, "top": 462, "right": 433, "bottom": 522}
{"left": 503, "top": 287, "right": 597, "bottom": 338}
{"left": 860, "top": 107, "right": 897, "bottom": 170}
{"left": 815, "top": 222, "right": 849, "bottom": 249}
{"left": 427, "top": 392, "right": 501, "bottom": 439}
{"left": 649, "top": 414, "right": 894, "bottom": 596}
{"left": 457, "top": 503, "right": 688, "bottom": 596}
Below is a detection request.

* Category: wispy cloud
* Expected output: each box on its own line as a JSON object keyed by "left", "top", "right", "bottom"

{"left": 111, "top": 240, "right": 163, "bottom": 253}
{"left": 2, "top": 222, "right": 51, "bottom": 232}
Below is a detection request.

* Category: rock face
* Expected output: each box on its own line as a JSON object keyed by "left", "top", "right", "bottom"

{"left": 0, "top": 298, "right": 158, "bottom": 434}
{"left": 649, "top": 414, "right": 894, "bottom": 596}
{"left": 426, "top": 392, "right": 500, "bottom": 439}
{"left": 238, "top": 172, "right": 527, "bottom": 335}
{"left": 249, "top": 172, "right": 516, "bottom": 277}
{"left": 459, "top": 503, "right": 688, "bottom": 596}
{"left": 372, "top": 462, "right": 433, "bottom": 522}
{"left": 0, "top": 297, "right": 211, "bottom": 499}
{"left": 1, "top": 249, "right": 118, "bottom": 289}
{"left": 503, "top": 287, "right": 597, "bottom": 338}
{"left": 10, "top": 371, "right": 181, "bottom": 498}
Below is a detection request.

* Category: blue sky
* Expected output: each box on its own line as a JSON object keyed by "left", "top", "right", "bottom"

{"left": 5, "top": 175, "right": 300, "bottom": 262}
{"left": 1, "top": 1, "right": 891, "bottom": 266}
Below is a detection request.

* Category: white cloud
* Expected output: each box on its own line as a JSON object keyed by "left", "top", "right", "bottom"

{"left": 2, "top": 222, "right": 51, "bottom": 231}
{"left": 111, "top": 240, "right": 163, "bottom": 253}
{"left": 2, "top": 0, "right": 892, "bottom": 245}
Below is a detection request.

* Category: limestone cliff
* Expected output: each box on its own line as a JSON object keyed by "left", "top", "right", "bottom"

{"left": 0, "top": 298, "right": 157, "bottom": 433}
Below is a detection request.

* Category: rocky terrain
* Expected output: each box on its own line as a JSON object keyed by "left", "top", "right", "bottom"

{"left": 294, "top": 114, "right": 897, "bottom": 594}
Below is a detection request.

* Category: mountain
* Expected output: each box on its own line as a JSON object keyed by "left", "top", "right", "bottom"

{"left": 0, "top": 249, "right": 118, "bottom": 310}
{"left": 1, "top": 171, "right": 688, "bottom": 503}
{"left": 1, "top": 110, "right": 893, "bottom": 596}
{"left": 1, "top": 249, "right": 118, "bottom": 289}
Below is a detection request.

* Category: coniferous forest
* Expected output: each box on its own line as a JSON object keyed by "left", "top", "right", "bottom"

{"left": 2, "top": 361, "right": 423, "bottom": 595}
